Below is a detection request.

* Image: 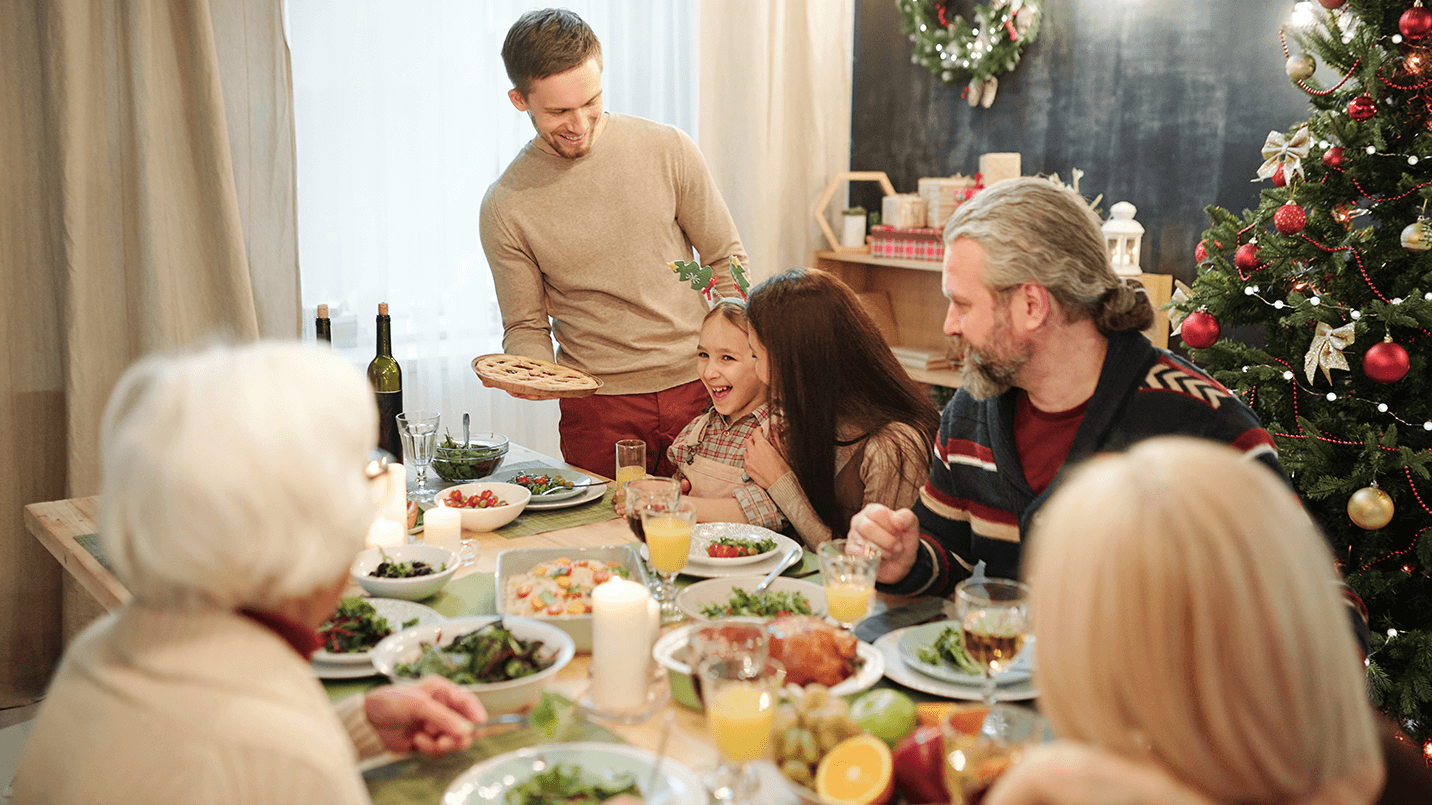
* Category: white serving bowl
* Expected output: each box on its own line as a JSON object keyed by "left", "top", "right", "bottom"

{"left": 371, "top": 615, "right": 575, "bottom": 714}
{"left": 349, "top": 544, "right": 459, "bottom": 601}
{"left": 435, "top": 482, "right": 532, "bottom": 531}
{"left": 494, "top": 544, "right": 648, "bottom": 652}
{"left": 675, "top": 575, "right": 827, "bottom": 622}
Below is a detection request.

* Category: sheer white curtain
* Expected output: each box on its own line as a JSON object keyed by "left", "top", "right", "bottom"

{"left": 287, "top": 1, "right": 697, "bottom": 456}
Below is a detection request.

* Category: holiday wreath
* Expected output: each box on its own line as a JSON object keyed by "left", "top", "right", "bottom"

{"left": 897, "top": 0, "right": 1043, "bottom": 107}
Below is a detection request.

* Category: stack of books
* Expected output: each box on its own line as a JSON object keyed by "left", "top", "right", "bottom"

{"left": 890, "top": 346, "right": 958, "bottom": 372}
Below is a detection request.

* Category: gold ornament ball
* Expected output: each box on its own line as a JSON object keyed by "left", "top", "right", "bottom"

{"left": 1401, "top": 219, "right": 1432, "bottom": 252}
{"left": 1348, "top": 486, "right": 1394, "bottom": 530}
{"left": 1286, "top": 54, "right": 1316, "bottom": 81}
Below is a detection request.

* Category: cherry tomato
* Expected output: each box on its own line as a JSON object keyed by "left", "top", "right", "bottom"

{"left": 515, "top": 584, "right": 533, "bottom": 598}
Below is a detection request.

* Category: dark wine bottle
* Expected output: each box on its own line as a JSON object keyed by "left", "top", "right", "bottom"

{"left": 315, "top": 304, "right": 332, "bottom": 345}
{"left": 367, "top": 303, "right": 403, "bottom": 460}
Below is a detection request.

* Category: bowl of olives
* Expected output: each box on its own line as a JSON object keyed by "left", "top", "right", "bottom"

{"left": 431, "top": 431, "right": 508, "bottom": 482}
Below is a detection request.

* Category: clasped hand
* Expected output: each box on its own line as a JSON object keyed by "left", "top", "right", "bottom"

{"left": 848, "top": 503, "right": 921, "bottom": 584}
{"left": 364, "top": 675, "right": 488, "bottom": 757}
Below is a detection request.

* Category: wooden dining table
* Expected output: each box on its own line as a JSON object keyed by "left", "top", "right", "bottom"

{"left": 24, "top": 442, "right": 868, "bottom": 804}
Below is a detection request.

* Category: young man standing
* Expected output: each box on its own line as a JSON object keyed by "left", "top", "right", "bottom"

{"left": 480, "top": 8, "right": 747, "bottom": 478}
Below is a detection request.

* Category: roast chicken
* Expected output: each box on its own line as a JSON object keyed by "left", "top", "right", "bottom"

{"left": 767, "top": 614, "right": 858, "bottom": 687}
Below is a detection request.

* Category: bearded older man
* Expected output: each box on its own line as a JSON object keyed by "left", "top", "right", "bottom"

{"left": 850, "top": 177, "right": 1282, "bottom": 592}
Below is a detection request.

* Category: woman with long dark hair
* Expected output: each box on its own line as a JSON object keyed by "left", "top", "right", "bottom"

{"left": 744, "top": 268, "right": 939, "bottom": 547}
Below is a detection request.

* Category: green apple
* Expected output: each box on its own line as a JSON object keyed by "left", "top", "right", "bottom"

{"left": 849, "top": 689, "right": 917, "bottom": 747}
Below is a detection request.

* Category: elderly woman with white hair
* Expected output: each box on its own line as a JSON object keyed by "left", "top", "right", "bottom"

{"left": 987, "top": 437, "right": 1428, "bottom": 805}
{"left": 13, "top": 343, "right": 486, "bottom": 804}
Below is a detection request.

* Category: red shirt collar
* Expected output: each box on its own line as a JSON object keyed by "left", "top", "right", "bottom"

{"left": 239, "top": 608, "right": 324, "bottom": 660}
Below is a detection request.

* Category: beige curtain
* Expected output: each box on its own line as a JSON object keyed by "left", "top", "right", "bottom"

{"left": 698, "top": 0, "right": 854, "bottom": 283}
{"left": 0, "top": 0, "right": 296, "bottom": 705}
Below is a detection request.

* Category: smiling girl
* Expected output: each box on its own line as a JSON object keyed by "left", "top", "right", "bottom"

{"left": 665, "top": 299, "right": 785, "bottom": 529}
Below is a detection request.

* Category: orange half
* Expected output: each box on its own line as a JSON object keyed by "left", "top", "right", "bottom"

{"left": 815, "top": 733, "right": 894, "bottom": 804}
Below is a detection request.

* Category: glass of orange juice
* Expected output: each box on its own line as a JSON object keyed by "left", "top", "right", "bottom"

{"left": 641, "top": 499, "right": 696, "bottom": 621}
{"left": 614, "top": 439, "right": 646, "bottom": 490}
{"left": 818, "top": 539, "right": 882, "bottom": 630}
{"left": 698, "top": 655, "right": 782, "bottom": 804}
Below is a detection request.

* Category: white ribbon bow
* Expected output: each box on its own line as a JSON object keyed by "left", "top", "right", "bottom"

{"left": 1255, "top": 126, "right": 1311, "bottom": 183}
{"left": 1168, "top": 280, "right": 1193, "bottom": 337}
{"left": 1305, "top": 321, "right": 1356, "bottom": 385}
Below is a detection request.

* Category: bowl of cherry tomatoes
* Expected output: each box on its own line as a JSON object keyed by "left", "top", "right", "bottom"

{"left": 435, "top": 482, "right": 531, "bottom": 532}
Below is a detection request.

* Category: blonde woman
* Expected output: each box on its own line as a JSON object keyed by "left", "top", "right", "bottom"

{"left": 989, "top": 437, "right": 1412, "bottom": 805}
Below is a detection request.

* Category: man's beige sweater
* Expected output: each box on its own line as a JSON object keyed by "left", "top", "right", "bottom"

{"left": 480, "top": 113, "right": 746, "bottom": 395}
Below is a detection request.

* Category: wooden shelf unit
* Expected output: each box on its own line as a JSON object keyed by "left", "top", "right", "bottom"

{"left": 814, "top": 249, "right": 1174, "bottom": 390}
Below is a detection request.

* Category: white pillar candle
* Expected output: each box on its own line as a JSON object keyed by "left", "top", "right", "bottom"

{"left": 365, "top": 518, "right": 405, "bottom": 550}
{"left": 424, "top": 505, "right": 462, "bottom": 555}
{"left": 591, "top": 577, "right": 655, "bottom": 712}
{"left": 383, "top": 463, "right": 408, "bottom": 524}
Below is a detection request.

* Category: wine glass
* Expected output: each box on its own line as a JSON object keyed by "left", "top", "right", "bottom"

{"left": 697, "top": 655, "right": 782, "bottom": 804}
{"left": 818, "top": 539, "right": 881, "bottom": 630}
{"left": 395, "top": 410, "right": 440, "bottom": 503}
{"left": 940, "top": 703, "right": 1047, "bottom": 805}
{"left": 623, "top": 475, "right": 680, "bottom": 591}
{"left": 954, "top": 577, "right": 1032, "bottom": 706}
{"left": 641, "top": 499, "right": 696, "bottom": 622}
{"left": 615, "top": 439, "right": 647, "bottom": 489}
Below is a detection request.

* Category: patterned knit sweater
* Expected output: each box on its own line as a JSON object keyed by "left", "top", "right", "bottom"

{"left": 880, "top": 331, "right": 1282, "bottom": 596}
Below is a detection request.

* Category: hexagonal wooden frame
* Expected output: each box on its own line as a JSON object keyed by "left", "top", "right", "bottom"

{"left": 813, "top": 171, "right": 897, "bottom": 252}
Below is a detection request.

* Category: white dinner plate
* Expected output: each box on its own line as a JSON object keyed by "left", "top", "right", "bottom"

{"left": 440, "top": 742, "right": 707, "bottom": 805}
{"left": 525, "top": 480, "right": 608, "bottom": 510}
{"left": 896, "top": 621, "right": 1033, "bottom": 686}
{"left": 312, "top": 659, "right": 385, "bottom": 680}
{"left": 874, "top": 626, "right": 1038, "bottom": 702}
{"left": 489, "top": 466, "right": 595, "bottom": 503}
{"left": 312, "top": 598, "right": 444, "bottom": 666}
{"left": 676, "top": 576, "right": 827, "bottom": 620}
{"left": 685, "top": 522, "right": 785, "bottom": 566}
{"left": 665, "top": 533, "right": 802, "bottom": 579}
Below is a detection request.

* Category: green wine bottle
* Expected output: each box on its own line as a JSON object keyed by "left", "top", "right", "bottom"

{"left": 315, "top": 304, "right": 332, "bottom": 345}
{"left": 367, "top": 303, "right": 403, "bottom": 459}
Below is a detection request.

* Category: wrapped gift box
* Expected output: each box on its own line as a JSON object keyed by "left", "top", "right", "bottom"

{"left": 919, "top": 175, "right": 980, "bottom": 229}
{"left": 881, "top": 193, "right": 927, "bottom": 230}
{"left": 979, "top": 152, "right": 1022, "bottom": 187}
{"left": 870, "top": 225, "right": 944, "bottom": 262}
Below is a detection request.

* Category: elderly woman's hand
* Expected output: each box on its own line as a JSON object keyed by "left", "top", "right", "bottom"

{"left": 364, "top": 675, "right": 487, "bottom": 757}
{"left": 743, "top": 429, "right": 790, "bottom": 489}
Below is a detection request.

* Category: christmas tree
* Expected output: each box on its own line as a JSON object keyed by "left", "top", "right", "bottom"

{"left": 1183, "top": 0, "right": 1432, "bottom": 753}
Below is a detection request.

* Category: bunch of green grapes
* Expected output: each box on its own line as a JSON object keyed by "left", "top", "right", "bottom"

{"left": 770, "top": 683, "right": 862, "bottom": 787}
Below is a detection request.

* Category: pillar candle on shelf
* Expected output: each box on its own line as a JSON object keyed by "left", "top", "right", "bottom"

{"left": 366, "top": 519, "right": 405, "bottom": 550}
{"left": 424, "top": 505, "right": 462, "bottom": 554}
{"left": 591, "top": 578, "right": 658, "bottom": 712}
{"left": 383, "top": 463, "right": 407, "bottom": 524}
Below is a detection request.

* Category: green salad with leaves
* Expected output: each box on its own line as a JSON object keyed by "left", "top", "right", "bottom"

{"left": 699, "top": 588, "right": 813, "bottom": 619}
{"left": 393, "top": 621, "right": 553, "bottom": 684}
{"left": 504, "top": 763, "right": 639, "bottom": 805}
{"left": 318, "top": 597, "right": 418, "bottom": 654}
{"left": 915, "top": 625, "right": 982, "bottom": 674}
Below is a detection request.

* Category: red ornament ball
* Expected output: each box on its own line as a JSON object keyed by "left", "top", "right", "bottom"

{"left": 1274, "top": 202, "right": 1307, "bottom": 235}
{"left": 1182, "top": 311, "right": 1221, "bottom": 349}
{"left": 1402, "top": 5, "right": 1432, "bottom": 41}
{"left": 1363, "top": 340, "right": 1411, "bottom": 383}
{"left": 1271, "top": 164, "right": 1288, "bottom": 187}
{"left": 1323, "top": 145, "right": 1345, "bottom": 169}
{"left": 1349, "top": 95, "right": 1377, "bottom": 121}
{"left": 1234, "top": 243, "right": 1262, "bottom": 273}
{"left": 1318, "top": 0, "right": 1345, "bottom": 8}
{"left": 1194, "top": 241, "right": 1209, "bottom": 262}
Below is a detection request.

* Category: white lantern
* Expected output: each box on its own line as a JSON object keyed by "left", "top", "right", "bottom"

{"left": 1102, "top": 201, "right": 1144, "bottom": 277}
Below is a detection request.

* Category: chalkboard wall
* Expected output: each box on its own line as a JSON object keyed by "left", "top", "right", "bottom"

{"left": 851, "top": 0, "right": 1314, "bottom": 287}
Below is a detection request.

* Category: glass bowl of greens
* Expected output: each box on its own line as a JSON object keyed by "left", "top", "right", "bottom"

{"left": 372, "top": 615, "right": 575, "bottom": 714}
{"left": 431, "top": 431, "right": 508, "bottom": 483}
{"left": 350, "top": 544, "right": 459, "bottom": 601}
